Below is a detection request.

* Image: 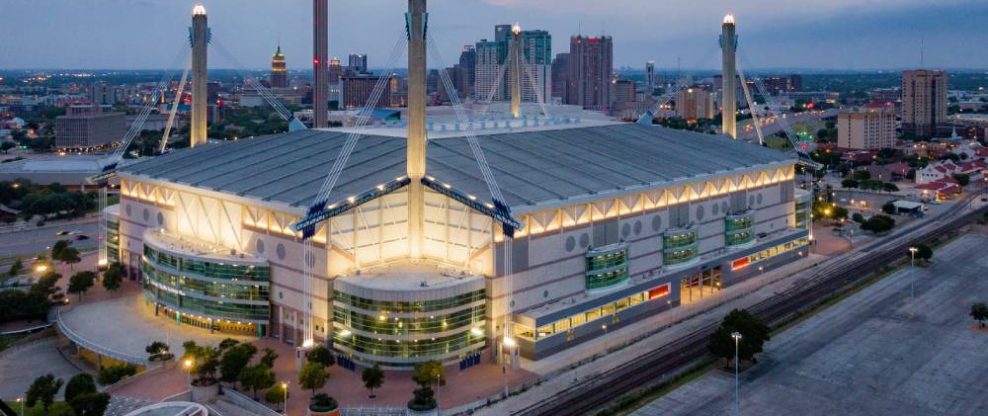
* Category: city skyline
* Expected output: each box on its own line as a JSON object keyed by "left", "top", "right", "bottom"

{"left": 3, "top": 0, "right": 987, "bottom": 71}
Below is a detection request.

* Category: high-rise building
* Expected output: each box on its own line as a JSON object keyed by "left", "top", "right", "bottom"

{"left": 902, "top": 69, "right": 948, "bottom": 137}
{"left": 566, "top": 35, "right": 613, "bottom": 110}
{"left": 312, "top": 0, "right": 329, "bottom": 128}
{"left": 342, "top": 75, "right": 392, "bottom": 109}
{"left": 472, "top": 25, "right": 551, "bottom": 104}
{"left": 762, "top": 75, "right": 801, "bottom": 96}
{"left": 551, "top": 53, "right": 569, "bottom": 101}
{"left": 348, "top": 53, "right": 368, "bottom": 74}
{"left": 270, "top": 45, "right": 288, "bottom": 89}
{"left": 612, "top": 79, "right": 637, "bottom": 104}
{"left": 190, "top": 4, "right": 209, "bottom": 148}
{"left": 55, "top": 112, "right": 127, "bottom": 150}
{"left": 328, "top": 57, "right": 343, "bottom": 107}
{"left": 675, "top": 87, "right": 716, "bottom": 121}
{"left": 455, "top": 46, "right": 476, "bottom": 98}
{"left": 720, "top": 14, "right": 737, "bottom": 139}
{"left": 90, "top": 81, "right": 117, "bottom": 106}
{"left": 645, "top": 61, "right": 656, "bottom": 93}
{"left": 837, "top": 105, "right": 896, "bottom": 150}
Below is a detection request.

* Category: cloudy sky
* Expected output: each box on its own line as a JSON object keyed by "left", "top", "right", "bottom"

{"left": 2, "top": 0, "right": 986, "bottom": 71}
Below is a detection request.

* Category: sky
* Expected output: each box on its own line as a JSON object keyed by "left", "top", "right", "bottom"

{"left": 2, "top": 0, "right": 987, "bottom": 71}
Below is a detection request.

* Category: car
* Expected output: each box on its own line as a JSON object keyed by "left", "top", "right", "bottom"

{"left": 56, "top": 231, "right": 70, "bottom": 236}
{"left": 74, "top": 234, "right": 89, "bottom": 241}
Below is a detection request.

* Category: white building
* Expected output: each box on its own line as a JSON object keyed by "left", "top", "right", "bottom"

{"left": 837, "top": 106, "right": 896, "bottom": 150}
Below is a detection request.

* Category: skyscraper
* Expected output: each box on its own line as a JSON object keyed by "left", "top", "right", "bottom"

{"left": 902, "top": 69, "right": 948, "bottom": 137}
{"left": 646, "top": 61, "right": 656, "bottom": 93}
{"left": 190, "top": 4, "right": 209, "bottom": 148}
{"left": 312, "top": 0, "right": 329, "bottom": 128}
{"left": 473, "top": 25, "right": 552, "bottom": 103}
{"left": 720, "top": 14, "right": 737, "bottom": 139}
{"left": 566, "top": 35, "right": 613, "bottom": 110}
{"left": 270, "top": 45, "right": 288, "bottom": 89}
{"left": 551, "top": 53, "right": 569, "bottom": 101}
{"left": 455, "top": 46, "right": 476, "bottom": 98}
{"left": 348, "top": 53, "right": 368, "bottom": 74}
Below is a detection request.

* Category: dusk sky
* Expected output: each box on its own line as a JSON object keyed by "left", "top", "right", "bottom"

{"left": 3, "top": 0, "right": 987, "bottom": 71}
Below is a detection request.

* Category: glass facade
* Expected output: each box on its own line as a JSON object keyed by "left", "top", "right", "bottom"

{"left": 731, "top": 237, "right": 809, "bottom": 271}
{"left": 141, "top": 237, "right": 271, "bottom": 334}
{"left": 725, "top": 212, "right": 755, "bottom": 247}
{"left": 106, "top": 217, "right": 120, "bottom": 264}
{"left": 585, "top": 243, "right": 630, "bottom": 290}
{"left": 514, "top": 283, "right": 671, "bottom": 340}
{"left": 663, "top": 229, "right": 698, "bottom": 265}
{"left": 795, "top": 200, "right": 810, "bottom": 230}
{"left": 332, "top": 288, "right": 486, "bottom": 367}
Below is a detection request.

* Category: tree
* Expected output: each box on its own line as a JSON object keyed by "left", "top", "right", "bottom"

{"left": 218, "top": 338, "right": 240, "bottom": 351}
{"left": 882, "top": 182, "right": 899, "bottom": 193}
{"left": 970, "top": 302, "right": 988, "bottom": 328}
{"left": 298, "top": 362, "right": 328, "bottom": 395}
{"left": 412, "top": 360, "right": 445, "bottom": 389}
{"left": 69, "top": 392, "right": 110, "bottom": 416}
{"left": 852, "top": 213, "right": 865, "bottom": 224}
{"left": 707, "top": 309, "right": 771, "bottom": 367}
{"left": 841, "top": 179, "right": 858, "bottom": 189}
{"left": 239, "top": 363, "right": 276, "bottom": 400}
{"left": 102, "top": 262, "right": 123, "bottom": 293}
{"left": 882, "top": 201, "right": 897, "bottom": 215}
{"left": 26, "top": 374, "right": 64, "bottom": 415}
{"left": 407, "top": 386, "right": 437, "bottom": 412}
{"left": 182, "top": 340, "right": 220, "bottom": 384}
{"left": 51, "top": 240, "right": 70, "bottom": 259}
{"left": 64, "top": 373, "right": 97, "bottom": 403}
{"left": 220, "top": 342, "right": 258, "bottom": 383}
{"left": 362, "top": 364, "right": 385, "bottom": 398}
{"left": 306, "top": 344, "right": 335, "bottom": 368}
{"left": 8, "top": 257, "right": 23, "bottom": 277}
{"left": 97, "top": 363, "right": 138, "bottom": 385}
{"left": 67, "top": 271, "right": 96, "bottom": 301}
{"left": 912, "top": 244, "right": 933, "bottom": 262}
{"left": 58, "top": 247, "right": 81, "bottom": 271}
{"left": 0, "top": 141, "right": 16, "bottom": 153}
{"left": 145, "top": 341, "right": 173, "bottom": 362}
{"left": 259, "top": 347, "right": 279, "bottom": 369}
{"left": 953, "top": 173, "right": 971, "bottom": 187}
{"left": 852, "top": 170, "right": 871, "bottom": 181}
{"left": 861, "top": 215, "right": 896, "bottom": 234}
{"left": 265, "top": 383, "right": 288, "bottom": 410}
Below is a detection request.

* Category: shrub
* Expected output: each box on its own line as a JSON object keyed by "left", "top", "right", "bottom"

{"left": 309, "top": 393, "right": 338, "bottom": 412}
{"left": 64, "top": 373, "right": 97, "bottom": 402}
{"left": 407, "top": 386, "right": 437, "bottom": 411}
{"left": 98, "top": 363, "right": 138, "bottom": 385}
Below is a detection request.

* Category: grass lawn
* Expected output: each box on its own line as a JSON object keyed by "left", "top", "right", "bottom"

{"left": 3, "top": 401, "right": 74, "bottom": 416}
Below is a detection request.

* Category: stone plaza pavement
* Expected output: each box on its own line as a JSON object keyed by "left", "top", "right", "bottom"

{"left": 632, "top": 234, "right": 988, "bottom": 416}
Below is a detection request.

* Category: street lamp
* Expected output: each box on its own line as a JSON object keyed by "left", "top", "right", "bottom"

{"left": 281, "top": 382, "right": 289, "bottom": 415}
{"left": 502, "top": 336, "right": 516, "bottom": 398}
{"left": 731, "top": 332, "right": 742, "bottom": 416}
{"left": 16, "top": 397, "right": 23, "bottom": 416}
{"left": 908, "top": 246, "right": 919, "bottom": 304}
{"left": 183, "top": 358, "right": 194, "bottom": 388}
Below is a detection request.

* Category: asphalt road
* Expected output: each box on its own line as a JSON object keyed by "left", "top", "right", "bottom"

{"left": 0, "top": 220, "right": 99, "bottom": 259}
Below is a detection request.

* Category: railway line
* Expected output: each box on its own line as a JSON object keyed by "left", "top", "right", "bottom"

{"left": 512, "top": 197, "right": 984, "bottom": 416}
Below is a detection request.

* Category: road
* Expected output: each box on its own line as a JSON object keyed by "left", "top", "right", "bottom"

{"left": 634, "top": 234, "right": 988, "bottom": 416}
{"left": 0, "top": 220, "right": 99, "bottom": 259}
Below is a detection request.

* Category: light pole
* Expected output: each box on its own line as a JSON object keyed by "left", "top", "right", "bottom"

{"left": 502, "top": 336, "right": 516, "bottom": 399}
{"left": 183, "top": 358, "right": 194, "bottom": 390}
{"left": 908, "top": 247, "right": 918, "bottom": 300}
{"left": 281, "top": 381, "right": 289, "bottom": 416}
{"left": 731, "top": 332, "right": 742, "bottom": 416}
{"left": 16, "top": 397, "right": 23, "bottom": 416}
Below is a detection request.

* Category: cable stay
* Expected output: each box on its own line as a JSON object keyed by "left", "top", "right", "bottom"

{"left": 735, "top": 65, "right": 765, "bottom": 145}
{"left": 209, "top": 39, "right": 307, "bottom": 132}
{"left": 637, "top": 47, "right": 718, "bottom": 124}
{"left": 160, "top": 62, "right": 191, "bottom": 154}
{"left": 292, "top": 34, "right": 410, "bottom": 239}
{"left": 428, "top": 32, "right": 522, "bottom": 237}
{"left": 520, "top": 48, "right": 551, "bottom": 118}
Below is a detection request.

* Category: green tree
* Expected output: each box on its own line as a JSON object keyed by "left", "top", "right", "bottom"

{"left": 218, "top": 338, "right": 240, "bottom": 351}
{"left": 0, "top": 141, "right": 16, "bottom": 153}
{"left": 51, "top": 240, "right": 70, "bottom": 259}
{"left": 852, "top": 213, "right": 865, "bottom": 223}
{"left": 912, "top": 244, "right": 933, "bottom": 262}
{"left": 238, "top": 363, "right": 276, "bottom": 400}
{"left": 265, "top": 383, "right": 288, "bottom": 410}
{"left": 26, "top": 374, "right": 64, "bottom": 415}
{"left": 841, "top": 179, "right": 858, "bottom": 189}
{"left": 145, "top": 341, "right": 172, "bottom": 362}
{"left": 861, "top": 215, "right": 896, "bottom": 234}
{"left": 407, "top": 386, "right": 437, "bottom": 412}
{"left": 182, "top": 341, "right": 220, "bottom": 384}
{"left": 970, "top": 302, "right": 988, "bottom": 328}
{"left": 362, "top": 364, "right": 385, "bottom": 398}
{"left": 306, "top": 344, "right": 335, "bottom": 368}
{"left": 259, "top": 347, "right": 279, "bottom": 369}
{"left": 8, "top": 257, "right": 23, "bottom": 277}
{"left": 298, "top": 362, "right": 328, "bottom": 396}
{"left": 882, "top": 182, "right": 899, "bottom": 193}
{"left": 67, "top": 271, "right": 96, "bottom": 301}
{"left": 58, "top": 247, "right": 81, "bottom": 271}
{"left": 97, "top": 363, "right": 138, "bottom": 385}
{"left": 412, "top": 360, "right": 445, "bottom": 389}
{"left": 707, "top": 309, "right": 771, "bottom": 367}
{"left": 953, "top": 173, "right": 971, "bottom": 187}
{"left": 102, "top": 262, "right": 123, "bottom": 293}
{"left": 64, "top": 373, "right": 97, "bottom": 403}
{"left": 69, "top": 392, "right": 110, "bottom": 416}
{"left": 882, "top": 201, "right": 897, "bottom": 215}
{"left": 219, "top": 342, "right": 258, "bottom": 383}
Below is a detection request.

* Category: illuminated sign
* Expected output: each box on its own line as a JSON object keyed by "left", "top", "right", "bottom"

{"left": 731, "top": 257, "right": 750, "bottom": 271}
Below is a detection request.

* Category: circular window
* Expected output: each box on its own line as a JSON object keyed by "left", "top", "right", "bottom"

{"left": 651, "top": 215, "right": 662, "bottom": 232}
{"left": 621, "top": 223, "right": 631, "bottom": 239}
{"left": 696, "top": 205, "right": 705, "bottom": 222}
{"left": 156, "top": 212, "right": 164, "bottom": 226}
{"left": 633, "top": 220, "right": 643, "bottom": 236}
{"left": 276, "top": 244, "right": 286, "bottom": 260}
{"left": 125, "top": 204, "right": 132, "bottom": 217}
{"left": 749, "top": 195, "right": 755, "bottom": 207}
{"left": 579, "top": 233, "right": 590, "bottom": 248}
{"left": 757, "top": 193, "right": 764, "bottom": 205}
{"left": 543, "top": 290, "right": 549, "bottom": 298}
{"left": 255, "top": 239, "right": 265, "bottom": 254}
{"left": 712, "top": 203, "right": 720, "bottom": 216}
{"left": 142, "top": 208, "right": 149, "bottom": 222}
{"left": 565, "top": 236, "right": 576, "bottom": 252}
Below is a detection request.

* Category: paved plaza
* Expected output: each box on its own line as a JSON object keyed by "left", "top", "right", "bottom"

{"left": 632, "top": 234, "right": 988, "bottom": 416}
{"left": 0, "top": 338, "right": 81, "bottom": 400}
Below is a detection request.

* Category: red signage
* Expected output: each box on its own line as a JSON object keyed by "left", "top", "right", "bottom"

{"left": 731, "top": 257, "right": 750, "bottom": 271}
{"left": 648, "top": 284, "right": 670, "bottom": 300}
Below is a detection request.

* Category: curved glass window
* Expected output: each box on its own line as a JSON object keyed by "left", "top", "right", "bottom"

{"left": 332, "top": 330, "right": 485, "bottom": 367}
{"left": 333, "top": 304, "right": 485, "bottom": 336}
{"left": 663, "top": 228, "right": 699, "bottom": 265}
{"left": 585, "top": 243, "right": 629, "bottom": 290}
{"left": 725, "top": 212, "right": 755, "bottom": 247}
{"left": 333, "top": 290, "right": 484, "bottom": 313}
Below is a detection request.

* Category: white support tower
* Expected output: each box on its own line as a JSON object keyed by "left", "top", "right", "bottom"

{"left": 510, "top": 23, "right": 522, "bottom": 118}
{"left": 190, "top": 5, "right": 209, "bottom": 148}
{"left": 720, "top": 13, "right": 738, "bottom": 139}
{"left": 407, "top": 0, "right": 427, "bottom": 259}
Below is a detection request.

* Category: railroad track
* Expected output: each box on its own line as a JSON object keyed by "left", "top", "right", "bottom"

{"left": 512, "top": 199, "right": 985, "bottom": 416}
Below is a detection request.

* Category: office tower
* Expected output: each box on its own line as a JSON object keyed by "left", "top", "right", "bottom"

{"left": 328, "top": 57, "right": 343, "bottom": 106}
{"left": 190, "top": 4, "right": 209, "bottom": 147}
{"left": 342, "top": 75, "right": 392, "bottom": 109}
{"left": 720, "top": 14, "right": 737, "bottom": 139}
{"left": 675, "top": 87, "right": 716, "bottom": 121}
{"left": 473, "top": 25, "right": 551, "bottom": 103}
{"left": 838, "top": 106, "right": 896, "bottom": 150}
{"left": 551, "top": 53, "right": 569, "bottom": 100}
{"left": 270, "top": 45, "right": 288, "bottom": 89}
{"left": 349, "top": 53, "right": 368, "bottom": 74}
{"left": 566, "top": 35, "right": 613, "bottom": 110}
{"left": 612, "top": 79, "right": 637, "bottom": 104}
{"left": 312, "top": 0, "right": 329, "bottom": 128}
{"left": 455, "top": 46, "right": 476, "bottom": 98}
{"left": 646, "top": 61, "right": 656, "bottom": 93}
{"left": 902, "top": 69, "right": 948, "bottom": 137}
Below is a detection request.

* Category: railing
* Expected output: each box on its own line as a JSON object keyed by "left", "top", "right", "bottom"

{"left": 341, "top": 408, "right": 408, "bottom": 416}
{"left": 55, "top": 307, "right": 148, "bottom": 365}
{"left": 222, "top": 388, "right": 283, "bottom": 416}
